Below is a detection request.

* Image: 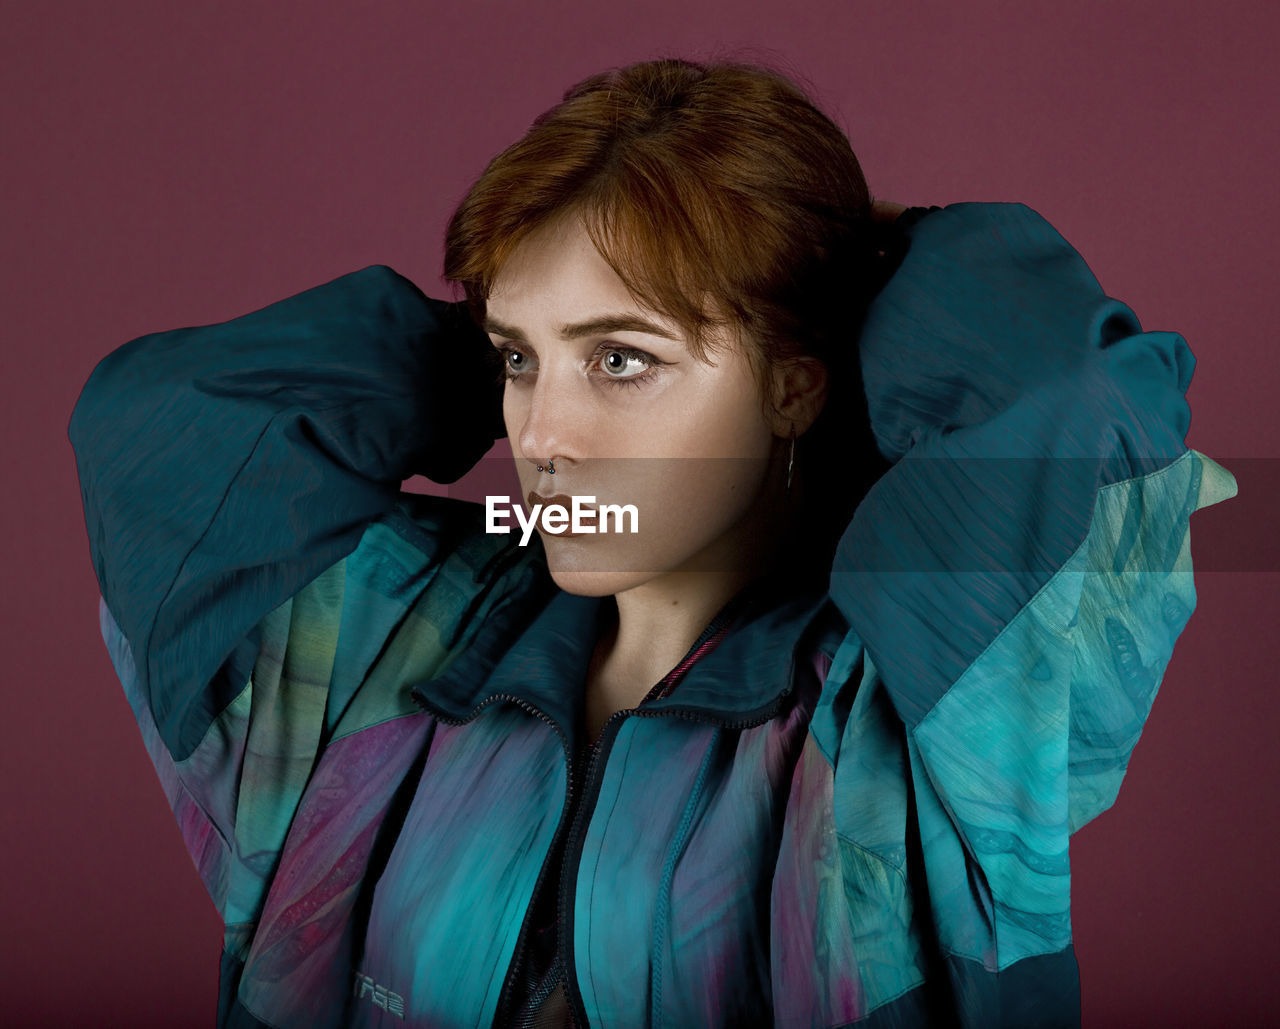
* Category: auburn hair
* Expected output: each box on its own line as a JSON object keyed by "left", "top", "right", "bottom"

{"left": 444, "top": 56, "right": 897, "bottom": 569}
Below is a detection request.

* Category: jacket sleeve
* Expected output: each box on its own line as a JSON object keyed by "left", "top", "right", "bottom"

{"left": 826, "top": 203, "right": 1238, "bottom": 978}
{"left": 68, "top": 265, "right": 506, "bottom": 917}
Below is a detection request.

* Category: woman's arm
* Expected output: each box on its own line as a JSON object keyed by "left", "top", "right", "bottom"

{"left": 869, "top": 198, "right": 908, "bottom": 222}
{"left": 68, "top": 267, "right": 510, "bottom": 928}
{"left": 824, "top": 202, "right": 1237, "bottom": 986}
{"left": 69, "top": 265, "right": 503, "bottom": 762}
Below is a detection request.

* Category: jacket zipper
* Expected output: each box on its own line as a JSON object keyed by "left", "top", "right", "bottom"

{"left": 414, "top": 691, "right": 576, "bottom": 1029}
{"left": 423, "top": 688, "right": 796, "bottom": 1029}
{"left": 489, "top": 603, "right": 747, "bottom": 1026}
{"left": 415, "top": 581, "right": 809, "bottom": 1026}
{"left": 557, "top": 585, "right": 799, "bottom": 1027}
{"left": 557, "top": 690, "right": 796, "bottom": 1029}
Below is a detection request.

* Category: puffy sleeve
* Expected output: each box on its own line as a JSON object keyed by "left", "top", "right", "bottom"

{"left": 68, "top": 266, "right": 510, "bottom": 930}
{"left": 825, "top": 203, "right": 1237, "bottom": 994}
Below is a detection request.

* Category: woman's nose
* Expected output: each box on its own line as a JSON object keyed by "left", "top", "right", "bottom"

{"left": 515, "top": 371, "right": 583, "bottom": 470}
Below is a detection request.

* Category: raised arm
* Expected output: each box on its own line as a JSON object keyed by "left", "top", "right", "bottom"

{"left": 69, "top": 265, "right": 503, "bottom": 761}
{"left": 821, "top": 202, "right": 1236, "bottom": 1012}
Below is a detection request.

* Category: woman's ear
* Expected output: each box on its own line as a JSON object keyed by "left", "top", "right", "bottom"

{"left": 767, "top": 356, "right": 828, "bottom": 436}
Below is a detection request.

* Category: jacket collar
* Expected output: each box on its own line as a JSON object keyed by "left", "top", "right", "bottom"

{"left": 411, "top": 563, "right": 845, "bottom": 749}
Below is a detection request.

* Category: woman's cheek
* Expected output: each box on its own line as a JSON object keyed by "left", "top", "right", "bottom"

{"left": 651, "top": 456, "right": 768, "bottom": 548}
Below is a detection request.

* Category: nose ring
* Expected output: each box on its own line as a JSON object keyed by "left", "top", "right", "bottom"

{"left": 536, "top": 458, "right": 557, "bottom": 474}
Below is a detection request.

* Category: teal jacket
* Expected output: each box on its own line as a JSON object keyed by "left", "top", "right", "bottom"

{"left": 68, "top": 203, "right": 1237, "bottom": 1027}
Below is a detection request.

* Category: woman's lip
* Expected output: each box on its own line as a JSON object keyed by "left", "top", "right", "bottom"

{"left": 527, "top": 491, "right": 596, "bottom": 513}
{"left": 526, "top": 491, "right": 598, "bottom": 537}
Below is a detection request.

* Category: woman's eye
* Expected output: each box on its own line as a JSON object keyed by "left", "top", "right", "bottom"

{"left": 493, "top": 342, "right": 662, "bottom": 388}
{"left": 496, "top": 346, "right": 533, "bottom": 379}
{"left": 599, "top": 348, "right": 650, "bottom": 379}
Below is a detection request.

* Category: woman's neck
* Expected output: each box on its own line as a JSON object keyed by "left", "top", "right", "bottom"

{"left": 582, "top": 569, "right": 757, "bottom": 743}
{"left": 581, "top": 482, "right": 812, "bottom": 740}
{"left": 615, "top": 567, "right": 756, "bottom": 675}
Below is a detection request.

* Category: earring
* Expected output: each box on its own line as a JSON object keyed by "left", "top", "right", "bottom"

{"left": 785, "top": 428, "right": 796, "bottom": 497}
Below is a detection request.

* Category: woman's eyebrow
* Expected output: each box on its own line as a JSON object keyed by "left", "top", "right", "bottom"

{"left": 483, "top": 313, "right": 681, "bottom": 342}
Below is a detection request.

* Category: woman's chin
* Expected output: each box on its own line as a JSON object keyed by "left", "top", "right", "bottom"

{"left": 546, "top": 568, "right": 631, "bottom": 597}
{"left": 541, "top": 536, "right": 653, "bottom": 596}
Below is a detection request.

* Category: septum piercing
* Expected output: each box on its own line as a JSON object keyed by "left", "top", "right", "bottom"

{"left": 536, "top": 458, "right": 557, "bottom": 474}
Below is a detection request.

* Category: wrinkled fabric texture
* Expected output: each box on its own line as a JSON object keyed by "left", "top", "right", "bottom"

{"left": 69, "top": 202, "right": 1237, "bottom": 1028}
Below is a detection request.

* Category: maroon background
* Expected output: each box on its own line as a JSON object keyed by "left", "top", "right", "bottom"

{"left": 6, "top": 1, "right": 1277, "bottom": 1025}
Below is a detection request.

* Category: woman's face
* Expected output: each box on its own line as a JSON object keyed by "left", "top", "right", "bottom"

{"left": 485, "top": 215, "right": 789, "bottom": 597}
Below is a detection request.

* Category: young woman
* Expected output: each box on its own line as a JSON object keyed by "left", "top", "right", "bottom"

{"left": 69, "top": 58, "right": 1236, "bottom": 1028}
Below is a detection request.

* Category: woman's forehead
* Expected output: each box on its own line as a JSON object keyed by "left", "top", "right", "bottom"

{"left": 486, "top": 213, "right": 746, "bottom": 360}
{"left": 487, "top": 222, "right": 677, "bottom": 333}
{"left": 490, "top": 218, "right": 628, "bottom": 304}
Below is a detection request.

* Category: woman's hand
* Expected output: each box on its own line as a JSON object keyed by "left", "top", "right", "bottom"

{"left": 870, "top": 199, "right": 908, "bottom": 223}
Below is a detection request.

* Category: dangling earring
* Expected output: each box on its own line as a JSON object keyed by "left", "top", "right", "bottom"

{"left": 785, "top": 427, "right": 796, "bottom": 497}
